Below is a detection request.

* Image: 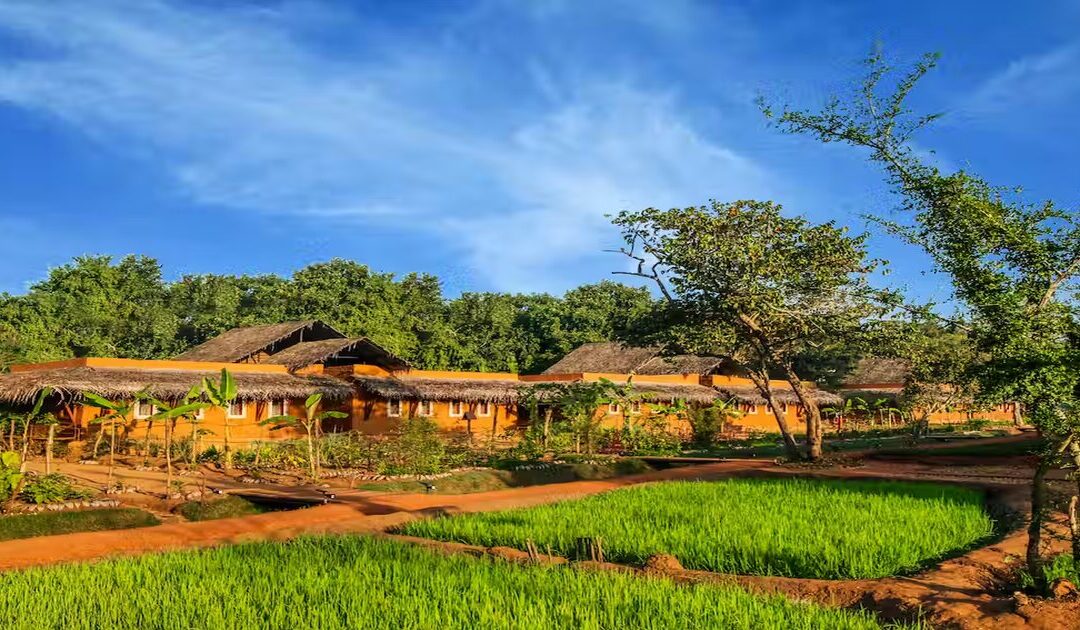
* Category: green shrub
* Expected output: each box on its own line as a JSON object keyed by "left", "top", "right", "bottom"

{"left": 178, "top": 496, "right": 265, "bottom": 522}
{"left": 0, "top": 508, "right": 159, "bottom": 542}
{"left": 19, "top": 473, "right": 92, "bottom": 505}
{"left": 0, "top": 451, "right": 22, "bottom": 503}
{"left": 380, "top": 417, "right": 446, "bottom": 475}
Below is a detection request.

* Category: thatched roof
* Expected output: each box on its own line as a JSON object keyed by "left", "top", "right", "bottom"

{"left": 713, "top": 384, "right": 843, "bottom": 406}
{"left": 175, "top": 321, "right": 344, "bottom": 363}
{"left": 0, "top": 367, "right": 352, "bottom": 404}
{"left": 352, "top": 376, "right": 522, "bottom": 404}
{"left": 841, "top": 358, "right": 909, "bottom": 387}
{"left": 265, "top": 338, "right": 408, "bottom": 371}
{"left": 543, "top": 342, "right": 725, "bottom": 376}
{"left": 638, "top": 354, "right": 726, "bottom": 375}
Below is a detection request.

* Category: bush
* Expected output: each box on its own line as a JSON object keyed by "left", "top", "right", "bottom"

{"left": 0, "top": 451, "right": 22, "bottom": 503}
{"left": 19, "top": 473, "right": 93, "bottom": 505}
{"left": 177, "top": 496, "right": 265, "bottom": 522}
{"left": 380, "top": 417, "right": 446, "bottom": 476}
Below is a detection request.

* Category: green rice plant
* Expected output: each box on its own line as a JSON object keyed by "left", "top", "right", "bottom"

{"left": 0, "top": 535, "right": 893, "bottom": 629}
{"left": 401, "top": 478, "right": 995, "bottom": 579}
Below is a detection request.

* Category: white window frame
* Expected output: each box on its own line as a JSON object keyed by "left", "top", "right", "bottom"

{"left": 387, "top": 399, "right": 402, "bottom": 418}
{"left": 477, "top": 401, "right": 492, "bottom": 417}
{"left": 607, "top": 402, "right": 621, "bottom": 415}
{"left": 134, "top": 400, "right": 156, "bottom": 419}
{"left": 268, "top": 399, "right": 288, "bottom": 418}
{"left": 194, "top": 405, "right": 205, "bottom": 420}
{"left": 227, "top": 401, "right": 247, "bottom": 419}
{"left": 629, "top": 400, "right": 642, "bottom": 414}
{"left": 417, "top": 400, "right": 435, "bottom": 416}
{"left": 448, "top": 401, "right": 464, "bottom": 417}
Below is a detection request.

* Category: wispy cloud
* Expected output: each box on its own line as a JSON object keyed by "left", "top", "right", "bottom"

{"left": 0, "top": 0, "right": 769, "bottom": 291}
{"left": 963, "top": 43, "right": 1080, "bottom": 117}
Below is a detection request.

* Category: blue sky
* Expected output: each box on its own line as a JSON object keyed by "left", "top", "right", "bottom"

{"left": 0, "top": 1, "right": 1077, "bottom": 301}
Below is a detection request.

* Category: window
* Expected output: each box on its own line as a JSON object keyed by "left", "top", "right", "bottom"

{"left": 607, "top": 403, "right": 621, "bottom": 415}
{"left": 387, "top": 399, "right": 402, "bottom": 417}
{"left": 448, "top": 401, "right": 464, "bottom": 417}
{"left": 268, "top": 400, "right": 287, "bottom": 417}
{"left": 134, "top": 400, "right": 155, "bottom": 419}
{"left": 194, "top": 405, "right": 205, "bottom": 420}
{"left": 477, "top": 401, "right": 492, "bottom": 416}
{"left": 228, "top": 401, "right": 247, "bottom": 419}
{"left": 629, "top": 401, "right": 642, "bottom": 414}
{"left": 418, "top": 400, "right": 435, "bottom": 416}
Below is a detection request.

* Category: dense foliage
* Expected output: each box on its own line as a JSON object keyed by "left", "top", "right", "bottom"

{"left": 765, "top": 50, "right": 1080, "bottom": 586}
{"left": 401, "top": 478, "right": 994, "bottom": 579}
{"left": 0, "top": 535, "right": 891, "bottom": 629}
{"left": 0, "top": 257, "right": 655, "bottom": 374}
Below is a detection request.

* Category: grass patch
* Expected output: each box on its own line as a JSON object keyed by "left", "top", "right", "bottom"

{"left": 0, "top": 535, "right": 893, "bottom": 629}
{"left": 177, "top": 496, "right": 266, "bottom": 522}
{"left": 356, "top": 459, "right": 653, "bottom": 494}
{"left": 0, "top": 508, "right": 159, "bottom": 542}
{"left": 400, "top": 478, "right": 994, "bottom": 579}
{"left": 876, "top": 438, "right": 1042, "bottom": 458}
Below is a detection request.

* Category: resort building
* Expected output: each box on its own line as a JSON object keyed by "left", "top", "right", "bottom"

{"left": 0, "top": 322, "right": 897, "bottom": 449}
{"left": 838, "top": 357, "right": 1020, "bottom": 424}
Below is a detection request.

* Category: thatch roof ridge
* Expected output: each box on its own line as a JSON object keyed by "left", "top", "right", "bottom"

{"left": 264, "top": 337, "right": 408, "bottom": 371}
{"left": 637, "top": 354, "right": 726, "bottom": 375}
{"left": 352, "top": 375, "right": 522, "bottom": 404}
{"left": 713, "top": 384, "right": 843, "bottom": 406}
{"left": 541, "top": 342, "right": 661, "bottom": 374}
{"left": 174, "top": 320, "right": 344, "bottom": 363}
{"left": 0, "top": 366, "right": 352, "bottom": 404}
{"left": 842, "top": 357, "right": 910, "bottom": 387}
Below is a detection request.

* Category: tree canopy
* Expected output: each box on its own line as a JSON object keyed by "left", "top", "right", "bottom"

{"left": 0, "top": 256, "right": 656, "bottom": 375}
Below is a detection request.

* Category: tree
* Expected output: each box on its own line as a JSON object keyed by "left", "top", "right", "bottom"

{"left": 765, "top": 50, "right": 1080, "bottom": 586}
{"left": 145, "top": 385, "right": 209, "bottom": 494}
{"left": 260, "top": 393, "right": 346, "bottom": 479}
{"left": 82, "top": 393, "right": 138, "bottom": 488}
{"left": 612, "top": 200, "right": 896, "bottom": 460}
{"left": 202, "top": 369, "right": 239, "bottom": 470}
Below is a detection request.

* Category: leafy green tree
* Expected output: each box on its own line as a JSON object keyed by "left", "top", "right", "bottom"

{"left": 612, "top": 200, "right": 896, "bottom": 460}
{"left": 261, "top": 393, "right": 347, "bottom": 479}
{"left": 765, "top": 50, "right": 1080, "bottom": 585}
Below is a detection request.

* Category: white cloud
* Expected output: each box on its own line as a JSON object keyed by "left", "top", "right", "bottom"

{"left": 963, "top": 44, "right": 1080, "bottom": 117}
{"left": 0, "top": 0, "right": 769, "bottom": 291}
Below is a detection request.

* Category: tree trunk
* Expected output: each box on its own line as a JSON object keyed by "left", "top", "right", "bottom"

{"left": 306, "top": 426, "right": 316, "bottom": 479}
{"left": 143, "top": 420, "right": 154, "bottom": 461}
{"left": 223, "top": 416, "right": 232, "bottom": 470}
{"left": 19, "top": 419, "right": 32, "bottom": 472}
{"left": 165, "top": 419, "right": 173, "bottom": 497}
{"left": 7, "top": 419, "right": 14, "bottom": 451}
{"left": 744, "top": 370, "right": 799, "bottom": 459}
{"left": 93, "top": 423, "right": 105, "bottom": 461}
{"left": 107, "top": 421, "right": 117, "bottom": 489}
{"left": 45, "top": 424, "right": 55, "bottom": 474}
{"left": 1068, "top": 442, "right": 1080, "bottom": 579}
{"left": 489, "top": 407, "right": 499, "bottom": 454}
{"left": 190, "top": 420, "right": 199, "bottom": 466}
{"left": 542, "top": 408, "right": 553, "bottom": 450}
{"left": 1027, "top": 453, "right": 1052, "bottom": 593}
{"left": 778, "top": 365, "right": 822, "bottom": 460}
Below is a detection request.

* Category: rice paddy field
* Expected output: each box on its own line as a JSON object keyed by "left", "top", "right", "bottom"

{"left": 400, "top": 478, "right": 995, "bottom": 579}
{"left": 0, "top": 535, "right": 893, "bottom": 630}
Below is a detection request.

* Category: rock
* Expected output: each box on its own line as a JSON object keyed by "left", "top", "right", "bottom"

{"left": 644, "top": 554, "right": 684, "bottom": 573}
{"left": 1051, "top": 578, "right": 1078, "bottom": 599}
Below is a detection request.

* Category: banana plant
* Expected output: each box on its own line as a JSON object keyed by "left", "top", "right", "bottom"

{"left": 145, "top": 385, "right": 209, "bottom": 495}
{"left": 82, "top": 392, "right": 138, "bottom": 489}
{"left": 17, "top": 387, "right": 53, "bottom": 471}
{"left": 0, "top": 451, "right": 23, "bottom": 512}
{"left": 260, "top": 393, "right": 346, "bottom": 479}
{"left": 202, "top": 369, "right": 238, "bottom": 470}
